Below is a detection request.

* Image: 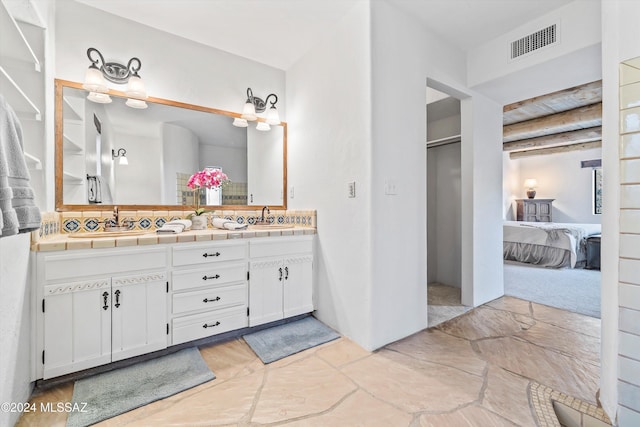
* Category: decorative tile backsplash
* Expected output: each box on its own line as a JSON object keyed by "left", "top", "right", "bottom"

{"left": 33, "top": 212, "right": 61, "bottom": 242}
{"left": 34, "top": 209, "right": 316, "bottom": 240}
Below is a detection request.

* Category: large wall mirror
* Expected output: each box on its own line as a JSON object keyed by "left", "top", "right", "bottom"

{"left": 55, "top": 79, "right": 287, "bottom": 211}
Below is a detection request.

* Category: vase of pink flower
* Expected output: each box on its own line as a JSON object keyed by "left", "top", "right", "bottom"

{"left": 187, "top": 167, "right": 229, "bottom": 229}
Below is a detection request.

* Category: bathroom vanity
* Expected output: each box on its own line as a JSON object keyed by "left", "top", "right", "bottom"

{"left": 32, "top": 233, "right": 314, "bottom": 380}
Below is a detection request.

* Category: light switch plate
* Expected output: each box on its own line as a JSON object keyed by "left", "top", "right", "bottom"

{"left": 348, "top": 182, "right": 356, "bottom": 198}
{"left": 384, "top": 179, "right": 397, "bottom": 195}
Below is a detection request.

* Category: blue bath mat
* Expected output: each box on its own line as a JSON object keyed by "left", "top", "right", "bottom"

{"left": 243, "top": 316, "right": 340, "bottom": 364}
{"left": 66, "top": 347, "right": 215, "bottom": 427}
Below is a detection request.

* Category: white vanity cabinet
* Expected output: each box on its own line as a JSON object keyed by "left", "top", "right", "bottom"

{"left": 35, "top": 247, "right": 168, "bottom": 379}
{"left": 248, "top": 236, "right": 314, "bottom": 326}
{"left": 170, "top": 240, "right": 249, "bottom": 345}
{"left": 33, "top": 232, "right": 316, "bottom": 380}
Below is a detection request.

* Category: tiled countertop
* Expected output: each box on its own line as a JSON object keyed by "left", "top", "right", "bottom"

{"left": 32, "top": 227, "right": 316, "bottom": 252}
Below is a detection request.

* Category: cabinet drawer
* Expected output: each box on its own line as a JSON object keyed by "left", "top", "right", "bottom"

{"left": 172, "top": 284, "right": 247, "bottom": 315}
{"left": 249, "top": 236, "right": 313, "bottom": 258}
{"left": 172, "top": 241, "right": 247, "bottom": 267}
{"left": 172, "top": 262, "right": 246, "bottom": 291}
{"left": 172, "top": 305, "right": 247, "bottom": 345}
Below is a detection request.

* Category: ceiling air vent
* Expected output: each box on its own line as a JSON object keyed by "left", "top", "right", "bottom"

{"left": 510, "top": 24, "right": 557, "bottom": 60}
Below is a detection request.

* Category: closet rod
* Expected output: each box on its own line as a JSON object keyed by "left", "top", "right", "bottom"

{"left": 426, "top": 135, "right": 461, "bottom": 149}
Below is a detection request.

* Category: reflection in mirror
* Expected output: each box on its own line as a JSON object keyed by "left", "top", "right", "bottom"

{"left": 55, "top": 80, "right": 286, "bottom": 210}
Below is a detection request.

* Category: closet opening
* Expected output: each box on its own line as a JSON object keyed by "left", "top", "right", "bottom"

{"left": 426, "top": 84, "right": 470, "bottom": 326}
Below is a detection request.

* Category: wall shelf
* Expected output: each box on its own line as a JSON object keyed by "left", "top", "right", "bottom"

{"left": 63, "top": 97, "right": 84, "bottom": 121}
{"left": 63, "top": 133, "right": 83, "bottom": 153}
{"left": 63, "top": 172, "right": 83, "bottom": 184}
{"left": 0, "top": 0, "right": 41, "bottom": 71}
{"left": 24, "top": 151, "right": 42, "bottom": 170}
{"left": 0, "top": 65, "right": 41, "bottom": 121}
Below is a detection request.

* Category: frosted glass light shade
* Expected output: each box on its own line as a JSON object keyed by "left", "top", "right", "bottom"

{"left": 118, "top": 155, "right": 128, "bottom": 165}
{"left": 232, "top": 118, "right": 248, "bottom": 127}
{"left": 87, "top": 92, "right": 112, "bottom": 104}
{"left": 256, "top": 121, "right": 271, "bottom": 131}
{"left": 524, "top": 178, "right": 538, "bottom": 189}
{"left": 265, "top": 106, "right": 280, "bottom": 125}
{"left": 241, "top": 101, "right": 257, "bottom": 121}
{"left": 125, "top": 98, "right": 148, "bottom": 109}
{"left": 125, "top": 75, "right": 147, "bottom": 99}
{"left": 83, "top": 66, "right": 108, "bottom": 93}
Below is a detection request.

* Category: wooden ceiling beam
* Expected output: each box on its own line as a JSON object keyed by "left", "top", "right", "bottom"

{"left": 509, "top": 140, "right": 602, "bottom": 159}
{"left": 503, "top": 102, "right": 602, "bottom": 143}
{"left": 502, "top": 126, "right": 602, "bottom": 151}
{"left": 503, "top": 80, "right": 602, "bottom": 125}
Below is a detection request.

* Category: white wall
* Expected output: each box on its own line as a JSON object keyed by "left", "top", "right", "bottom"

{"left": 286, "top": 1, "right": 373, "bottom": 348}
{"left": 601, "top": 1, "right": 640, "bottom": 424}
{"left": 369, "top": 0, "right": 504, "bottom": 348}
{"left": 427, "top": 142, "right": 461, "bottom": 288}
{"left": 503, "top": 147, "right": 603, "bottom": 224}
{"left": 162, "top": 123, "right": 198, "bottom": 204}
{"left": 0, "top": 234, "right": 32, "bottom": 427}
{"left": 468, "top": 0, "right": 601, "bottom": 89}
{"left": 199, "top": 145, "right": 247, "bottom": 183}
{"left": 111, "top": 132, "right": 161, "bottom": 204}
{"left": 427, "top": 115, "right": 461, "bottom": 141}
{"left": 460, "top": 95, "right": 504, "bottom": 307}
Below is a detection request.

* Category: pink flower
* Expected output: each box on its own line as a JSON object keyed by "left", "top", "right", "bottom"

{"left": 187, "top": 168, "right": 229, "bottom": 190}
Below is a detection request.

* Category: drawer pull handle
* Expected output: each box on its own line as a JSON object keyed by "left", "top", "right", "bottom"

{"left": 203, "top": 296, "right": 221, "bottom": 303}
{"left": 114, "top": 290, "right": 121, "bottom": 308}
{"left": 203, "top": 321, "right": 220, "bottom": 329}
{"left": 102, "top": 291, "right": 109, "bottom": 310}
{"left": 202, "top": 252, "right": 221, "bottom": 258}
{"left": 279, "top": 267, "right": 283, "bottom": 281}
{"left": 284, "top": 266, "right": 289, "bottom": 280}
{"left": 202, "top": 274, "right": 220, "bottom": 281}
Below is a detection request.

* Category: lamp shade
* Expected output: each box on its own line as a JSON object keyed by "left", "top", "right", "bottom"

{"left": 118, "top": 155, "right": 128, "bottom": 165}
{"left": 256, "top": 121, "right": 271, "bottom": 131}
{"left": 125, "top": 75, "right": 147, "bottom": 99}
{"left": 241, "top": 101, "right": 257, "bottom": 121}
{"left": 265, "top": 106, "right": 280, "bottom": 125}
{"left": 82, "top": 66, "right": 108, "bottom": 93}
{"left": 87, "top": 92, "right": 112, "bottom": 104}
{"left": 232, "top": 118, "right": 248, "bottom": 127}
{"left": 125, "top": 98, "right": 148, "bottom": 109}
{"left": 524, "top": 178, "right": 538, "bottom": 189}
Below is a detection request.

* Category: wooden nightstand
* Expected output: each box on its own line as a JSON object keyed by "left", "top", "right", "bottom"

{"left": 515, "top": 198, "right": 554, "bottom": 222}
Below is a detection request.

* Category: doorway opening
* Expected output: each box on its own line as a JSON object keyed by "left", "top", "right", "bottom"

{"left": 426, "top": 84, "right": 470, "bottom": 326}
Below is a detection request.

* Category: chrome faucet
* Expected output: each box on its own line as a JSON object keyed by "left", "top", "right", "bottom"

{"left": 260, "top": 206, "right": 270, "bottom": 223}
{"left": 104, "top": 206, "right": 132, "bottom": 231}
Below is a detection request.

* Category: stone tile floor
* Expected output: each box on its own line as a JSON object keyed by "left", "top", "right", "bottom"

{"left": 17, "top": 296, "right": 601, "bottom": 426}
{"left": 427, "top": 283, "right": 472, "bottom": 327}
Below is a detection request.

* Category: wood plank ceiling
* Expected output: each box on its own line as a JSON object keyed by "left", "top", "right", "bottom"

{"left": 503, "top": 80, "right": 602, "bottom": 158}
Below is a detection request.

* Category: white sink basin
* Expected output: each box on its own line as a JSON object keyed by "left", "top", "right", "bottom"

{"left": 68, "top": 230, "right": 151, "bottom": 238}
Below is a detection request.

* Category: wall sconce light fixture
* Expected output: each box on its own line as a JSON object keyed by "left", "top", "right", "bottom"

{"left": 82, "top": 47, "right": 148, "bottom": 109}
{"left": 524, "top": 178, "right": 537, "bottom": 199}
{"left": 112, "top": 148, "right": 128, "bottom": 165}
{"left": 233, "top": 88, "right": 280, "bottom": 131}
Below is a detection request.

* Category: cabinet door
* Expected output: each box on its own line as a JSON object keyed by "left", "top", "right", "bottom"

{"left": 249, "top": 259, "right": 284, "bottom": 326}
{"left": 43, "top": 279, "right": 111, "bottom": 379}
{"left": 111, "top": 272, "right": 167, "bottom": 362}
{"left": 283, "top": 255, "right": 314, "bottom": 318}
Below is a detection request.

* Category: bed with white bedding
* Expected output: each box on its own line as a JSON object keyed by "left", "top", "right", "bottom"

{"left": 503, "top": 221, "right": 601, "bottom": 268}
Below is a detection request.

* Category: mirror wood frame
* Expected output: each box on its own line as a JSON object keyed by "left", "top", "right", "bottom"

{"left": 54, "top": 79, "right": 287, "bottom": 212}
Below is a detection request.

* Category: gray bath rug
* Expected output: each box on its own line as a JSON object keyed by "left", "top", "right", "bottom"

{"left": 66, "top": 347, "right": 215, "bottom": 427}
{"left": 243, "top": 316, "right": 340, "bottom": 364}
